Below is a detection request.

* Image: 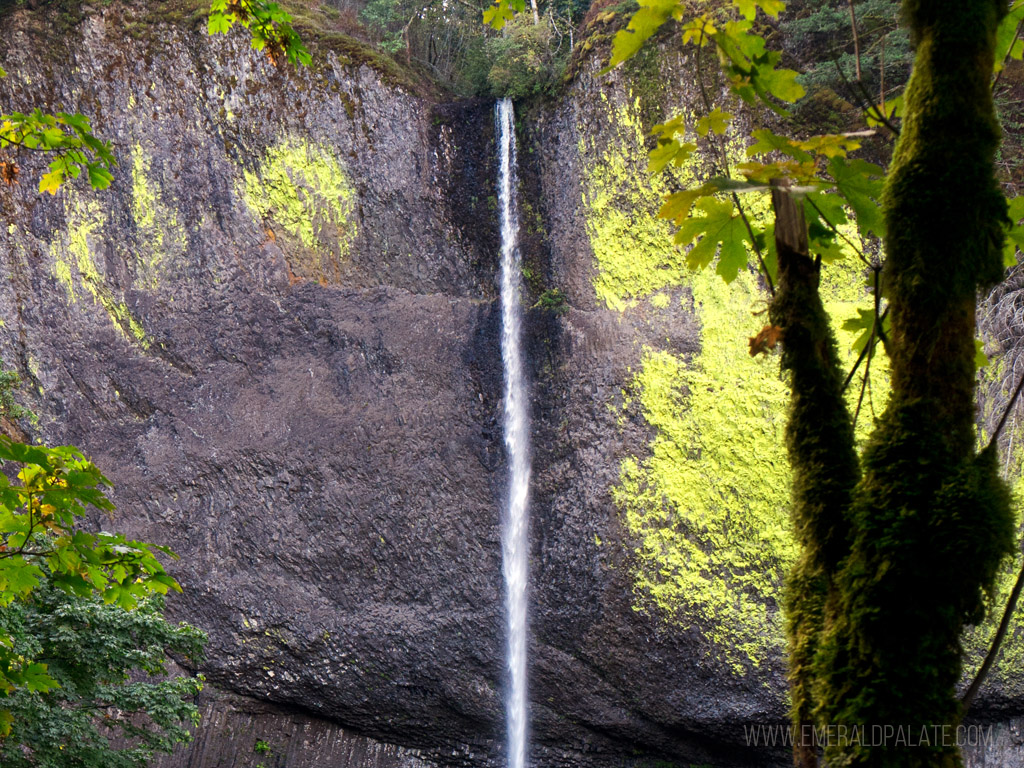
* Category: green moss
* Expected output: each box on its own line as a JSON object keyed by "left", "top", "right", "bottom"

{"left": 579, "top": 94, "right": 683, "bottom": 311}
{"left": 241, "top": 138, "right": 357, "bottom": 284}
{"left": 52, "top": 199, "right": 152, "bottom": 349}
{"left": 614, "top": 269, "right": 794, "bottom": 673}
{"left": 582, "top": 87, "right": 892, "bottom": 674}
{"left": 960, "top": 424, "right": 1024, "bottom": 685}
{"left": 810, "top": 2, "right": 1015, "bottom": 752}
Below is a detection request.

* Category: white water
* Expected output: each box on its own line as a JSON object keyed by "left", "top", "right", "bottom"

{"left": 496, "top": 96, "right": 530, "bottom": 768}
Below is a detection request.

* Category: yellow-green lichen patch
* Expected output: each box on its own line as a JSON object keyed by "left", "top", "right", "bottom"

{"left": 582, "top": 86, "right": 893, "bottom": 673}
{"left": 614, "top": 267, "right": 795, "bottom": 673}
{"left": 649, "top": 292, "right": 670, "bottom": 309}
{"left": 579, "top": 94, "right": 687, "bottom": 311}
{"left": 51, "top": 199, "right": 151, "bottom": 348}
{"left": 241, "top": 138, "right": 357, "bottom": 284}
{"left": 130, "top": 146, "right": 187, "bottom": 289}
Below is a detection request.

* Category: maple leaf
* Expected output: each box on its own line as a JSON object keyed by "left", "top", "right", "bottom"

{"left": 749, "top": 324, "right": 783, "bottom": 355}
{"left": 733, "top": 0, "right": 785, "bottom": 20}
{"left": 828, "top": 157, "right": 886, "bottom": 240}
{"left": 696, "top": 108, "right": 732, "bottom": 137}
{"left": 674, "top": 197, "right": 752, "bottom": 281}
{"left": 1004, "top": 195, "right": 1024, "bottom": 266}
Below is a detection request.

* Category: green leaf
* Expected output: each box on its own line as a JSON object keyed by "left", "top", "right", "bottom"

{"left": 0, "top": 709, "right": 12, "bottom": 737}
{"left": 807, "top": 221, "right": 845, "bottom": 263}
{"left": 803, "top": 192, "right": 849, "bottom": 262}
{"left": 696, "top": 108, "right": 731, "bottom": 137}
{"left": 87, "top": 163, "right": 115, "bottom": 190}
{"left": 483, "top": 0, "right": 524, "bottom": 30}
{"left": 0, "top": 439, "right": 52, "bottom": 466}
{"left": 747, "top": 129, "right": 812, "bottom": 161}
{"left": 798, "top": 133, "right": 861, "bottom": 159}
{"left": 648, "top": 139, "right": 696, "bottom": 174}
{"left": 0, "top": 559, "right": 44, "bottom": 603}
{"left": 842, "top": 307, "right": 889, "bottom": 354}
{"left": 604, "top": 0, "right": 680, "bottom": 70}
{"left": 674, "top": 197, "right": 752, "bottom": 281}
{"left": 866, "top": 94, "right": 904, "bottom": 128}
{"left": 758, "top": 64, "right": 804, "bottom": 103}
{"left": 995, "top": 0, "right": 1024, "bottom": 73}
{"left": 14, "top": 662, "right": 58, "bottom": 693}
{"left": 208, "top": 11, "right": 233, "bottom": 35}
{"left": 805, "top": 191, "right": 849, "bottom": 228}
{"left": 828, "top": 157, "right": 885, "bottom": 240}
{"left": 39, "top": 126, "right": 66, "bottom": 147}
{"left": 733, "top": 0, "right": 785, "bottom": 20}
{"left": 842, "top": 308, "right": 873, "bottom": 354}
{"left": 651, "top": 114, "right": 686, "bottom": 139}
{"left": 659, "top": 188, "right": 707, "bottom": 224}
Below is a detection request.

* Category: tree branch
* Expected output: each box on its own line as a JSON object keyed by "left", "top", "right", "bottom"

{"left": 846, "top": 0, "right": 862, "bottom": 82}
{"left": 962, "top": 555, "right": 1024, "bottom": 712}
{"left": 985, "top": 365, "right": 1024, "bottom": 453}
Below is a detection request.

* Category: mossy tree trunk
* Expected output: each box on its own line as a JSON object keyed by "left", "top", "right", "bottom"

{"left": 770, "top": 182, "right": 860, "bottom": 768}
{"left": 771, "top": 2, "right": 1017, "bottom": 766}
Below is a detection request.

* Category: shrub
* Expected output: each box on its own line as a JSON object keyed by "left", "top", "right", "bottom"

{"left": 0, "top": 584, "right": 206, "bottom": 768}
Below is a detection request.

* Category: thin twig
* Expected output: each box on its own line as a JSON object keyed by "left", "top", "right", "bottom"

{"left": 852, "top": 335, "right": 872, "bottom": 429}
{"left": 962, "top": 556, "right": 1024, "bottom": 712}
{"left": 803, "top": 194, "right": 871, "bottom": 267}
{"left": 879, "top": 34, "right": 886, "bottom": 108}
{"left": 733, "top": 191, "right": 776, "bottom": 295}
{"left": 852, "top": 283, "right": 880, "bottom": 430}
{"left": 872, "top": 265, "right": 889, "bottom": 351}
{"left": 846, "top": 0, "right": 862, "bottom": 82}
{"left": 842, "top": 334, "right": 872, "bottom": 392}
{"left": 993, "top": 20, "right": 1024, "bottom": 93}
{"left": 833, "top": 59, "right": 901, "bottom": 137}
{"left": 842, "top": 304, "right": 889, "bottom": 392}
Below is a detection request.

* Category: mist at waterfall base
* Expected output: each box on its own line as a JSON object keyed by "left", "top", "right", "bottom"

{"left": 496, "top": 96, "right": 532, "bottom": 768}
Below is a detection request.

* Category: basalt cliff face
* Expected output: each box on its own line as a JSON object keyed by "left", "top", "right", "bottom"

{"left": 0, "top": 5, "right": 1022, "bottom": 768}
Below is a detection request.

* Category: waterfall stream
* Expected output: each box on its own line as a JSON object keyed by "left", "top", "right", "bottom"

{"left": 496, "top": 96, "right": 531, "bottom": 768}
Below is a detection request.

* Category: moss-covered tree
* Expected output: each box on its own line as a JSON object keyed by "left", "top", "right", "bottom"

{"left": 781, "top": 2, "right": 1016, "bottom": 765}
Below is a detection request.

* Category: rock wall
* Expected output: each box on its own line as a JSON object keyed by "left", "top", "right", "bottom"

{"left": 0, "top": 3, "right": 1022, "bottom": 767}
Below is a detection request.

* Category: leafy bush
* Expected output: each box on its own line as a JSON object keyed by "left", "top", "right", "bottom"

{"left": 533, "top": 288, "right": 569, "bottom": 315}
{"left": 486, "top": 15, "right": 564, "bottom": 98}
{"left": 0, "top": 584, "right": 205, "bottom": 768}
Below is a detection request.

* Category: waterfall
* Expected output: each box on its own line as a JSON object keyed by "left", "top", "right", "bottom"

{"left": 495, "top": 96, "right": 531, "bottom": 768}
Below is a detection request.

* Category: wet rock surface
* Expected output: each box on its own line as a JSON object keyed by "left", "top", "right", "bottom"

{"left": 0, "top": 4, "right": 1020, "bottom": 768}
